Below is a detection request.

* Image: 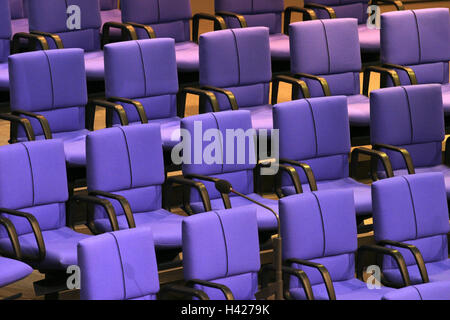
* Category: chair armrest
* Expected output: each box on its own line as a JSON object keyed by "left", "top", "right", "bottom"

{"left": 0, "top": 114, "right": 35, "bottom": 142}
{"left": 72, "top": 194, "right": 119, "bottom": 233}
{"left": 292, "top": 73, "right": 331, "bottom": 96}
{"left": 166, "top": 176, "right": 212, "bottom": 213}
{"left": 12, "top": 110, "right": 52, "bottom": 140}
{"left": 350, "top": 147, "right": 394, "bottom": 181}
{"left": 373, "top": 143, "right": 415, "bottom": 174}
{"left": 87, "top": 99, "right": 128, "bottom": 129}
{"left": 371, "top": 0, "right": 404, "bottom": 10}
{"left": 0, "top": 217, "right": 22, "bottom": 260}
{"left": 185, "top": 174, "right": 231, "bottom": 210}
{"left": 285, "top": 258, "right": 336, "bottom": 300}
{"left": 280, "top": 159, "right": 317, "bottom": 191}
{"left": 272, "top": 75, "right": 310, "bottom": 104}
{"left": 107, "top": 97, "right": 148, "bottom": 124}
{"left": 378, "top": 240, "right": 429, "bottom": 283}
{"left": 382, "top": 63, "right": 417, "bottom": 85}
{"left": 30, "top": 31, "right": 63, "bottom": 49}
{"left": 186, "top": 279, "right": 234, "bottom": 300}
{"left": 179, "top": 87, "right": 220, "bottom": 116}
{"left": 192, "top": 13, "right": 226, "bottom": 43}
{"left": 284, "top": 6, "right": 317, "bottom": 35}
{"left": 216, "top": 11, "right": 248, "bottom": 28}
{"left": 304, "top": 3, "right": 336, "bottom": 18}
{"left": 160, "top": 284, "right": 209, "bottom": 300}
{"left": 275, "top": 164, "right": 303, "bottom": 198}
{"left": 357, "top": 244, "right": 411, "bottom": 287}
{"left": 123, "top": 22, "right": 156, "bottom": 39}
{"left": 0, "top": 208, "right": 45, "bottom": 262}
{"left": 363, "top": 66, "right": 400, "bottom": 96}
{"left": 11, "top": 32, "right": 49, "bottom": 53}
{"left": 101, "top": 22, "right": 138, "bottom": 48}
{"left": 201, "top": 86, "right": 238, "bottom": 111}
{"left": 88, "top": 191, "right": 135, "bottom": 229}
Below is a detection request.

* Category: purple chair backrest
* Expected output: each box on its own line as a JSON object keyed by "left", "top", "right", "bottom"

{"left": 78, "top": 227, "right": 159, "bottom": 300}
{"left": 199, "top": 27, "right": 272, "bottom": 112}
{"left": 273, "top": 96, "right": 351, "bottom": 184}
{"left": 121, "top": 0, "right": 192, "bottom": 42}
{"left": 183, "top": 207, "right": 261, "bottom": 300}
{"left": 181, "top": 110, "right": 257, "bottom": 203}
{"left": 104, "top": 39, "right": 179, "bottom": 123}
{"left": 87, "top": 124, "right": 165, "bottom": 222}
{"left": 9, "top": 49, "right": 88, "bottom": 137}
{"left": 9, "top": 0, "right": 27, "bottom": 19}
{"left": 381, "top": 8, "right": 450, "bottom": 85}
{"left": 280, "top": 190, "right": 358, "bottom": 286}
{"left": 304, "top": 0, "right": 369, "bottom": 24}
{"left": 372, "top": 173, "right": 450, "bottom": 269}
{"left": 370, "top": 84, "right": 444, "bottom": 170}
{"left": 0, "top": 140, "right": 69, "bottom": 238}
{"left": 215, "top": 0, "right": 284, "bottom": 34}
{"left": 100, "top": 0, "right": 117, "bottom": 11}
{"left": 0, "top": 0, "right": 12, "bottom": 63}
{"left": 27, "top": 0, "right": 102, "bottom": 52}
{"left": 289, "top": 19, "right": 361, "bottom": 97}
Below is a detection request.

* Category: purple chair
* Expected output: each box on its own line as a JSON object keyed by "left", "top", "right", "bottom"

{"left": 381, "top": 8, "right": 450, "bottom": 114}
{"left": 0, "top": 0, "right": 12, "bottom": 92}
{"left": 372, "top": 172, "right": 450, "bottom": 286}
{"left": 7, "top": 49, "right": 125, "bottom": 168}
{"left": 383, "top": 282, "right": 450, "bottom": 300}
{"left": 273, "top": 96, "right": 393, "bottom": 224}
{"left": 0, "top": 140, "right": 113, "bottom": 297}
{"left": 280, "top": 190, "right": 409, "bottom": 300}
{"left": 303, "top": 0, "right": 404, "bottom": 54}
{"left": 370, "top": 84, "right": 450, "bottom": 195}
{"left": 199, "top": 27, "right": 309, "bottom": 132}
{"left": 214, "top": 0, "right": 316, "bottom": 61}
{"left": 0, "top": 217, "right": 33, "bottom": 296}
{"left": 104, "top": 38, "right": 218, "bottom": 151}
{"left": 26, "top": 0, "right": 137, "bottom": 81}
{"left": 288, "top": 18, "right": 399, "bottom": 127}
{"left": 86, "top": 124, "right": 211, "bottom": 250}
{"left": 121, "top": 0, "right": 226, "bottom": 73}
{"left": 78, "top": 227, "right": 208, "bottom": 300}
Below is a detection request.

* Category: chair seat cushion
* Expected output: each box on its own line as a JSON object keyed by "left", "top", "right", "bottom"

{"left": 101, "top": 9, "right": 121, "bottom": 25}
{"left": 384, "top": 259, "right": 450, "bottom": 285}
{"left": 241, "top": 104, "right": 273, "bottom": 132}
{"left": 94, "top": 209, "right": 186, "bottom": 249}
{"left": 11, "top": 18, "right": 29, "bottom": 36}
{"left": 347, "top": 94, "right": 370, "bottom": 126}
{"left": 129, "top": 117, "right": 181, "bottom": 149}
{"left": 282, "top": 177, "right": 372, "bottom": 216}
{"left": 358, "top": 25, "right": 380, "bottom": 53}
{"left": 291, "top": 278, "right": 394, "bottom": 300}
{"left": 0, "top": 63, "right": 9, "bottom": 90}
{"left": 175, "top": 41, "right": 199, "bottom": 72}
{"left": 0, "top": 227, "right": 90, "bottom": 271}
{"left": 84, "top": 51, "right": 105, "bottom": 80}
{"left": 0, "top": 257, "right": 33, "bottom": 287}
{"left": 441, "top": 83, "right": 450, "bottom": 114}
{"left": 269, "top": 33, "right": 290, "bottom": 61}
{"left": 190, "top": 193, "right": 278, "bottom": 231}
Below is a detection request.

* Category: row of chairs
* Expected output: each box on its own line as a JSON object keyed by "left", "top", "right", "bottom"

{"left": 0, "top": 123, "right": 449, "bottom": 299}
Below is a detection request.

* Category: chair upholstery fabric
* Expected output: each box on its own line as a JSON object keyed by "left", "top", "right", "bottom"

{"left": 280, "top": 190, "right": 395, "bottom": 300}
{"left": 78, "top": 227, "right": 159, "bottom": 300}
{"left": 9, "top": 49, "right": 89, "bottom": 167}
{"left": 104, "top": 39, "right": 181, "bottom": 149}
{"left": 87, "top": 124, "right": 185, "bottom": 249}
{"left": 0, "top": 140, "right": 91, "bottom": 271}
{"left": 9, "top": 0, "right": 29, "bottom": 35}
{"left": 273, "top": 96, "right": 371, "bottom": 216}
{"left": 199, "top": 27, "right": 274, "bottom": 131}
{"left": 381, "top": 9, "right": 450, "bottom": 113}
{"left": 183, "top": 207, "right": 261, "bottom": 300}
{"left": 0, "top": 256, "right": 32, "bottom": 288}
{"left": 289, "top": 19, "right": 368, "bottom": 126}
{"left": 181, "top": 110, "right": 278, "bottom": 231}
{"left": 27, "top": 0, "right": 105, "bottom": 80}
{"left": 0, "top": 0, "right": 12, "bottom": 90}
{"left": 383, "top": 282, "right": 450, "bottom": 300}
{"left": 372, "top": 173, "right": 450, "bottom": 285}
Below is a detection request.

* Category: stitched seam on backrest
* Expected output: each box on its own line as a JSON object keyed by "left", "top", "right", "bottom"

{"left": 305, "top": 99, "right": 319, "bottom": 157}
{"left": 135, "top": 41, "right": 148, "bottom": 97}
{"left": 118, "top": 127, "right": 133, "bottom": 189}
{"left": 402, "top": 176, "right": 418, "bottom": 239}
{"left": 413, "top": 286, "right": 424, "bottom": 300}
{"left": 312, "top": 192, "right": 327, "bottom": 257}
{"left": 156, "top": 0, "right": 161, "bottom": 22}
{"left": 213, "top": 211, "right": 229, "bottom": 277}
{"left": 401, "top": 86, "right": 414, "bottom": 145}
{"left": 319, "top": 20, "right": 331, "bottom": 74}
{"left": 230, "top": 29, "right": 241, "bottom": 86}
{"left": 110, "top": 233, "right": 127, "bottom": 300}
{"left": 211, "top": 112, "right": 225, "bottom": 173}
{"left": 42, "top": 51, "right": 55, "bottom": 109}
{"left": 21, "top": 143, "right": 35, "bottom": 206}
{"left": 412, "top": 10, "right": 422, "bottom": 64}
